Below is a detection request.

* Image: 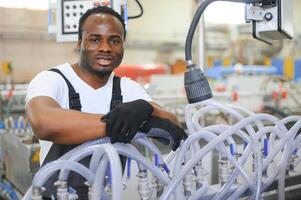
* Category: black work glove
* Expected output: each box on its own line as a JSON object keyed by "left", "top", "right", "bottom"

{"left": 139, "top": 117, "right": 188, "bottom": 151}
{"left": 102, "top": 99, "right": 153, "bottom": 143}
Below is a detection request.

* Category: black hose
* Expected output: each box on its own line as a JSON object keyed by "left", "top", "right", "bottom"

{"left": 128, "top": 0, "right": 143, "bottom": 19}
{"left": 185, "top": 0, "right": 262, "bottom": 62}
{"left": 185, "top": 0, "right": 219, "bottom": 62}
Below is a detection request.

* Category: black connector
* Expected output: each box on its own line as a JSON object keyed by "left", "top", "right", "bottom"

{"left": 184, "top": 64, "right": 212, "bottom": 104}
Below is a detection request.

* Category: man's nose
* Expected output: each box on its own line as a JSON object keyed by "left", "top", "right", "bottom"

{"left": 98, "top": 41, "right": 111, "bottom": 52}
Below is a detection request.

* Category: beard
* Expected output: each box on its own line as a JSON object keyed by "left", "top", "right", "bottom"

{"left": 80, "top": 57, "right": 116, "bottom": 78}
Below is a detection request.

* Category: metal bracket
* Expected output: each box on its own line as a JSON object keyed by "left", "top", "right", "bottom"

{"left": 245, "top": 5, "right": 266, "bottom": 22}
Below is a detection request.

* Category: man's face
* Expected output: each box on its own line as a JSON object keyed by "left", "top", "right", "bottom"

{"left": 78, "top": 13, "right": 124, "bottom": 76}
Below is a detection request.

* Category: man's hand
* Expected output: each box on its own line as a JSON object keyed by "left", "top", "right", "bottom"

{"left": 139, "top": 117, "right": 188, "bottom": 151}
{"left": 102, "top": 99, "right": 153, "bottom": 143}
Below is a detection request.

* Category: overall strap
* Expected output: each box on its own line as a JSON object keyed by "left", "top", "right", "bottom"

{"left": 110, "top": 76, "right": 127, "bottom": 172}
{"left": 49, "top": 68, "right": 82, "bottom": 111}
{"left": 42, "top": 72, "right": 123, "bottom": 198}
{"left": 110, "top": 76, "right": 123, "bottom": 109}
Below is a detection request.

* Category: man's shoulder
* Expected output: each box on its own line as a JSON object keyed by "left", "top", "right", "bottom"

{"left": 119, "top": 76, "right": 137, "bottom": 84}
{"left": 119, "top": 76, "right": 146, "bottom": 91}
{"left": 30, "top": 63, "right": 71, "bottom": 84}
{"left": 50, "top": 63, "right": 71, "bottom": 72}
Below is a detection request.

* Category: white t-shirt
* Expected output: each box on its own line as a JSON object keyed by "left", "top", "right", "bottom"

{"left": 26, "top": 63, "right": 152, "bottom": 164}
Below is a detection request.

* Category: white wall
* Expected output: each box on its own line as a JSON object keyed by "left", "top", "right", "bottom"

{"left": 0, "top": 0, "right": 300, "bottom": 82}
{"left": 127, "top": 0, "right": 192, "bottom": 43}
{"left": 0, "top": 1, "right": 194, "bottom": 82}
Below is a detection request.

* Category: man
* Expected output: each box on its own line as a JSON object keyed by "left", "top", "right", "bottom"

{"left": 26, "top": 6, "right": 186, "bottom": 199}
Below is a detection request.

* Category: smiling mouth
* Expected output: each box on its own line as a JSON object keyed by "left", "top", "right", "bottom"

{"left": 96, "top": 58, "right": 112, "bottom": 66}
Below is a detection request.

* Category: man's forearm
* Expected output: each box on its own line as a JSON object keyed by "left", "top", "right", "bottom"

{"left": 149, "top": 101, "right": 180, "bottom": 126}
{"left": 26, "top": 97, "right": 106, "bottom": 144}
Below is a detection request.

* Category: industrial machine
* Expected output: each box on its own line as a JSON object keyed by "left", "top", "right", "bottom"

{"left": 183, "top": 0, "right": 293, "bottom": 104}
{"left": 12, "top": 0, "right": 299, "bottom": 199}
{"left": 48, "top": 0, "right": 132, "bottom": 42}
{"left": 0, "top": 85, "right": 40, "bottom": 199}
{"left": 21, "top": 100, "right": 301, "bottom": 200}
{"left": 2, "top": 117, "right": 40, "bottom": 194}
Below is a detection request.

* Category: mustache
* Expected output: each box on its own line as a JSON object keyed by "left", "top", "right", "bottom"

{"left": 95, "top": 54, "right": 114, "bottom": 60}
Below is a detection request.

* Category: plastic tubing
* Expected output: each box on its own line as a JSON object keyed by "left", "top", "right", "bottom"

{"left": 204, "top": 125, "right": 238, "bottom": 154}
{"left": 59, "top": 137, "right": 110, "bottom": 160}
{"left": 210, "top": 139, "right": 254, "bottom": 200}
{"left": 91, "top": 155, "right": 109, "bottom": 200}
{"left": 205, "top": 124, "right": 250, "bottom": 140}
{"left": 185, "top": 103, "right": 200, "bottom": 134}
{"left": 191, "top": 100, "right": 259, "bottom": 127}
{"left": 277, "top": 120, "right": 301, "bottom": 200}
{"left": 191, "top": 105, "right": 215, "bottom": 129}
{"left": 4, "top": 118, "right": 10, "bottom": 129}
{"left": 163, "top": 150, "right": 177, "bottom": 165}
{"left": 174, "top": 130, "right": 254, "bottom": 195}
{"left": 188, "top": 101, "right": 261, "bottom": 172}
{"left": 59, "top": 143, "right": 144, "bottom": 180}
{"left": 231, "top": 126, "right": 287, "bottom": 199}
{"left": 281, "top": 115, "right": 301, "bottom": 125}
{"left": 261, "top": 134, "right": 294, "bottom": 190}
{"left": 207, "top": 119, "right": 278, "bottom": 199}
{"left": 189, "top": 180, "right": 209, "bottom": 200}
{"left": 56, "top": 138, "right": 110, "bottom": 180}
{"left": 124, "top": 143, "right": 145, "bottom": 171}
{"left": 132, "top": 137, "right": 164, "bottom": 165}
{"left": 184, "top": 103, "right": 202, "bottom": 161}
{"left": 89, "top": 151, "right": 106, "bottom": 174}
{"left": 160, "top": 113, "right": 283, "bottom": 200}
{"left": 0, "top": 182, "right": 19, "bottom": 200}
{"left": 22, "top": 186, "right": 32, "bottom": 200}
{"left": 113, "top": 143, "right": 170, "bottom": 185}
{"left": 226, "top": 103, "right": 265, "bottom": 130}
{"left": 91, "top": 144, "right": 123, "bottom": 200}
{"left": 89, "top": 144, "right": 134, "bottom": 174}
{"left": 7, "top": 117, "right": 14, "bottom": 129}
{"left": 226, "top": 103, "right": 254, "bottom": 116}
{"left": 230, "top": 121, "right": 301, "bottom": 200}
{"left": 192, "top": 107, "right": 239, "bottom": 154}
{"left": 32, "top": 160, "right": 94, "bottom": 187}
{"left": 196, "top": 104, "right": 262, "bottom": 200}
{"left": 290, "top": 132, "right": 301, "bottom": 165}
{"left": 134, "top": 132, "right": 176, "bottom": 165}
{"left": 268, "top": 115, "right": 299, "bottom": 150}
{"left": 277, "top": 119, "right": 301, "bottom": 200}
{"left": 215, "top": 126, "right": 284, "bottom": 200}
{"left": 59, "top": 144, "right": 110, "bottom": 180}
{"left": 293, "top": 141, "right": 301, "bottom": 166}
{"left": 17, "top": 115, "right": 25, "bottom": 129}
{"left": 268, "top": 127, "right": 286, "bottom": 154}
{"left": 227, "top": 185, "right": 248, "bottom": 200}
{"left": 205, "top": 125, "right": 252, "bottom": 199}
{"left": 214, "top": 144, "right": 253, "bottom": 200}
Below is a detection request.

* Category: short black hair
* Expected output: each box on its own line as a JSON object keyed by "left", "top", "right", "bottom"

{"left": 78, "top": 6, "right": 126, "bottom": 40}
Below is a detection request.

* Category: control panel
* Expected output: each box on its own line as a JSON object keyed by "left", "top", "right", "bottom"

{"left": 51, "top": 0, "right": 122, "bottom": 42}
{"left": 56, "top": 0, "right": 96, "bottom": 42}
{"left": 61, "top": 0, "right": 93, "bottom": 34}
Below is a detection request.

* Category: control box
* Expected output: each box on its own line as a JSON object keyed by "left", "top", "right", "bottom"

{"left": 56, "top": 0, "right": 95, "bottom": 42}
{"left": 246, "top": 0, "right": 294, "bottom": 44}
{"left": 51, "top": 0, "right": 122, "bottom": 42}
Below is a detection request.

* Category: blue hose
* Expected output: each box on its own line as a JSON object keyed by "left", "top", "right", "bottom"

{"left": 0, "top": 182, "right": 19, "bottom": 200}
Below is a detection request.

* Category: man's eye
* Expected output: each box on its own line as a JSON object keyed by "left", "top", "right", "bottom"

{"left": 90, "top": 38, "right": 100, "bottom": 43}
{"left": 111, "top": 38, "right": 121, "bottom": 44}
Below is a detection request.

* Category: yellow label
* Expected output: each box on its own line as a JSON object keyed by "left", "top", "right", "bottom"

{"left": 284, "top": 58, "right": 294, "bottom": 80}
{"left": 31, "top": 149, "right": 40, "bottom": 163}
{"left": 2, "top": 61, "right": 12, "bottom": 75}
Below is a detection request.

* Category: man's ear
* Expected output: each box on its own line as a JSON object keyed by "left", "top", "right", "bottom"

{"left": 76, "top": 39, "right": 82, "bottom": 51}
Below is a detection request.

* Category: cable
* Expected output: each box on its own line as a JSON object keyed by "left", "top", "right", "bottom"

{"left": 128, "top": 0, "right": 143, "bottom": 19}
